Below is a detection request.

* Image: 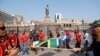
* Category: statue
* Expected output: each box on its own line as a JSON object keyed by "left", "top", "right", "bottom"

{"left": 45, "top": 4, "right": 49, "bottom": 17}
{"left": 44, "top": 4, "right": 51, "bottom": 22}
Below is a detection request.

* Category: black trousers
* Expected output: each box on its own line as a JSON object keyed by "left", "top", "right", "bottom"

{"left": 66, "top": 40, "right": 71, "bottom": 49}
{"left": 75, "top": 42, "right": 81, "bottom": 48}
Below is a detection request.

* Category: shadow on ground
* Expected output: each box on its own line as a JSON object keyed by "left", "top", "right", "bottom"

{"left": 70, "top": 52, "right": 84, "bottom": 56}
{"left": 39, "top": 52, "right": 55, "bottom": 56}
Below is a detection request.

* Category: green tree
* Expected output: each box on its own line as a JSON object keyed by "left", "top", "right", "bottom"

{"left": 93, "top": 19, "right": 100, "bottom": 24}
{"left": 90, "top": 19, "right": 100, "bottom": 25}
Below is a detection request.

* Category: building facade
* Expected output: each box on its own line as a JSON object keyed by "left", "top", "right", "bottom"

{"left": 0, "top": 10, "right": 90, "bottom": 35}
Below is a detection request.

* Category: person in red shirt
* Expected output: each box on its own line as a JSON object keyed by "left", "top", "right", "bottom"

{"left": 74, "top": 30, "right": 81, "bottom": 48}
{"left": 20, "top": 31, "right": 29, "bottom": 55}
{"left": 0, "top": 20, "right": 19, "bottom": 56}
{"left": 0, "top": 36, "right": 9, "bottom": 56}
{"left": 65, "top": 30, "right": 71, "bottom": 49}
{"left": 1, "top": 37, "right": 9, "bottom": 54}
{"left": 39, "top": 30, "right": 45, "bottom": 42}
{"left": 9, "top": 31, "right": 18, "bottom": 48}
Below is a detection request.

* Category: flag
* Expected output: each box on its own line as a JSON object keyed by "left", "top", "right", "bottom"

{"left": 31, "top": 38, "right": 59, "bottom": 48}
{"left": 48, "top": 38, "right": 59, "bottom": 48}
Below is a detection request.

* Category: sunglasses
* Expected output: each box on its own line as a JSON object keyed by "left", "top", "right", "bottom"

{"left": 0, "top": 26, "right": 6, "bottom": 31}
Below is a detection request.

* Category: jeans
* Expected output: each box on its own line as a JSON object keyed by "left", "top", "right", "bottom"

{"left": 21, "top": 44, "right": 29, "bottom": 55}
{"left": 84, "top": 40, "right": 89, "bottom": 56}
{"left": 84, "top": 40, "right": 88, "bottom": 48}
{"left": 20, "top": 44, "right": 23, "bottom": 52}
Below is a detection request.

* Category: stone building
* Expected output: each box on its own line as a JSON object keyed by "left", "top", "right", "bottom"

{"left": 0, "top": 11, "right": 16, "bottom": 22}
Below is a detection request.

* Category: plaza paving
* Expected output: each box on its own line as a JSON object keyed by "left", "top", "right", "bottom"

{"left": 19, "top": 40, "right": 93, "bottom": 56}
{"left": 18, "top": 47, "right": 93, "bottom": 56}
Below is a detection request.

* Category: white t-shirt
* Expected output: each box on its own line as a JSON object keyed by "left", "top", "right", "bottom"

{"left": 84, "top": 32, "right": 92, "bottom": 44}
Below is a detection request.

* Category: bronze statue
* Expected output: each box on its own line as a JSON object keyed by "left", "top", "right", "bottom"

{"left": 45, "top": 4, "right": 49, "bottom": 17}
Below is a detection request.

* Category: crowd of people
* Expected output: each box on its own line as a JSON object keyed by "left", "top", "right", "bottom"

{"left": 72, "top": 24, "right": 100, "bottom": 56}
{"left": 0, "top": 20, "right": 100, "bottom": 56}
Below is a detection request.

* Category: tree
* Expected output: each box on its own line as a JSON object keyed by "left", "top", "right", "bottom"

{"left": 90, "top": 19, "right": 100, "bottom": 26}
{"left": 93, "top": 19, "right": 100, "bottom": 24}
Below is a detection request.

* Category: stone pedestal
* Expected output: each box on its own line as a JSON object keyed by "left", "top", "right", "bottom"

{"left": 44, "top": 16, "right": 52, "bottom": 23}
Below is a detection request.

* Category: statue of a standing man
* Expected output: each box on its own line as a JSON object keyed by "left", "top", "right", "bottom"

{"left": 45, "top": 4, "right": 49, "bottom": 17}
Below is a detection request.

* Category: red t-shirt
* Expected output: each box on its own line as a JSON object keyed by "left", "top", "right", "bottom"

{"left": 2, "top": 40, "right": 9, "bottom": 51}
{"left": 66, "top": 31, "right": 71, "bottom": 39}
{"left": 21, "top": 33, "right": 28, "bottom": 45}
{"left": 66, "top": 31, "right": 71, "bottom": 36}
{"left": 75, "top": 33, "right": 81, "bottom": 43}
{"left": 0, "top": 46, "right": 4, "bottom": 56}
{"left": 39, "top": 32, "right": 45, "bottom": 41}
{"left": 0, "top": 39, "right": 9, "bottom": 56}
{"left": 9, "top": 33, "right": 17, "bottom": 47}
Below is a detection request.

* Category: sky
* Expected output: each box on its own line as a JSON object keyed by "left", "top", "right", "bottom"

{"left": 0, "top": 0, "right": 100, "bottom": 22}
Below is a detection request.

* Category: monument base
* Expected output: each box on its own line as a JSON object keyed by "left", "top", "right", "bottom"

{"left": 44, "top": 16, "right": 52, "bottom": 23}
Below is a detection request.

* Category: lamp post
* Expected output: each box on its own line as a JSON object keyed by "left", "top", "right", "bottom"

{"left": 16, "top": 25, "right": 19, "bottom": 35}
{"left": 77, "top": 25, "right": 79, "bottom": 31}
